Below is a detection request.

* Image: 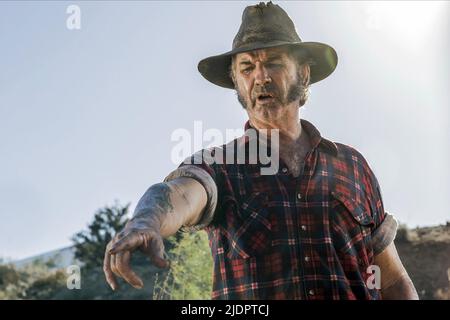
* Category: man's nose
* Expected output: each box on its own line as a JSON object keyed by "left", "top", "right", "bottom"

{"left": 254, "top": 63, "right": 271, "bottom": 86}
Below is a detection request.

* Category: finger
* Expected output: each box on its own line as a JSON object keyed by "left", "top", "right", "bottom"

{"left": 112, "top": 251, "right": 131, "bottom": 285}
{"left": 116, "top": 251, "right": 144, "bottom": 289}
{"left": 149, "top": 235, "right": 169, "bottom": 269}
{"left": 109, "top": 232, "right": 143, "bottom": 254}
{"left": 103, "top": 243, "right": 118, "bottom": 290}
{"left": 110, "top": 253, "right": 121, "bottom": 279}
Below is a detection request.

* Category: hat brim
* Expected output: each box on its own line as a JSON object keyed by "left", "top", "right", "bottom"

{"left": 198, "top": 41, "right": 338, "bottom": 89}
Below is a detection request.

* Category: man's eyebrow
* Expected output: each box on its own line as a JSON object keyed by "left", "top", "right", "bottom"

{"left": 266, "top": 55, "right": 283, "bottom": 61}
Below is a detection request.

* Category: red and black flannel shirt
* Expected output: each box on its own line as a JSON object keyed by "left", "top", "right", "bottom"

{"left": 165, "top": 119, "right": 397, "bottom": 300}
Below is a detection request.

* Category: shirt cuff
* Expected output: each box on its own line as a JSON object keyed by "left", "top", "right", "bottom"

{"left": 164, "top": 165, "right": 218, "bottom": 232}
{"left": 371, "top": 213, "right": 398, "bottom": 255}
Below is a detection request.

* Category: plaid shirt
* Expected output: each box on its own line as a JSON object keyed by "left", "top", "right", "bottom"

{"left": 165, "top": 119, "right": 397, "bottom": 300}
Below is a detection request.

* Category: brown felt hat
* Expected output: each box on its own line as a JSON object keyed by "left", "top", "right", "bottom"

{"left": 198, "top": 1, "right": 338, "bottom": 89}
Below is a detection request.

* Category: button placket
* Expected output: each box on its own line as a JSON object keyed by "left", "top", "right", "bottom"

{"left": 295, "top": 149, "right": 315, "bottom": 299}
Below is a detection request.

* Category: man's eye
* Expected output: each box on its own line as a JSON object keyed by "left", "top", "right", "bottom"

{"left": 242, "top": 68, "right": 253, "bottom": 74}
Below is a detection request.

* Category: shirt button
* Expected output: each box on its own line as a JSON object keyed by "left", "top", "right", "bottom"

{"left": 282, "top": 167, "right": 288, "bottom": 173}
{"left": 297, "top": 193, "right": 302, "bottom": 200}
{"left": 304, "top": 256, "right": 310, "bottom": 262}
{"left": 301, "top": 225, "right": 307, "bottom": 231}
{"left": 308, "top": 289, "right": 315, "bottom": 296}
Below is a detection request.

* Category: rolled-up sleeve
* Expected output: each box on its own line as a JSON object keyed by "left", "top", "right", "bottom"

{"left": 371, "top": 212, "right": 398, "bottom": 255}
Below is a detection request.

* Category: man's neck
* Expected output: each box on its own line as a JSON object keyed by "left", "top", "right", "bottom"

{"left": 247, "top": 108, "right": 312, "bottom": 177}
{"left": 248, "top": 107, "right": 303, "bottom": 145}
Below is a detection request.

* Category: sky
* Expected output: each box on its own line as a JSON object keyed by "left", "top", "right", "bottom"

{"left": 0, "top": 1, "right": 449, "bottom": 260}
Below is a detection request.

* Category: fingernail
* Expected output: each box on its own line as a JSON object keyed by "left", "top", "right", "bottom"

{"left": 134, "top": 283, "right": 144, "bottom": 289}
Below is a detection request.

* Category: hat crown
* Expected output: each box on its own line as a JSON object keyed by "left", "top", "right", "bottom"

{"left": 197, "top": 2, "right": 338, "bottom": 89}
{"left": 232, "top": 1, "right": 301, "bottom": 50}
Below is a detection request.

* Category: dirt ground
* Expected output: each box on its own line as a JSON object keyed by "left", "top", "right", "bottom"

{"left": 395, "top": 222, "right": 450, "bottom": 300}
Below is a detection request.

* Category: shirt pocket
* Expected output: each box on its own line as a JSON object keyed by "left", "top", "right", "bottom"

{"left": 226, "top": 192, "right": 272, "bottom": 260}
{"left": 329, "top": 191, "right": 374, "bottom": 269}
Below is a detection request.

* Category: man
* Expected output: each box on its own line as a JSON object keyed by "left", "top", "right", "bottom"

{"left": 103, "top": 2, "right": 418, "bottom": 299}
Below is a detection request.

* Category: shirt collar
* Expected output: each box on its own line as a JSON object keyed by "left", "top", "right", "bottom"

{"left": 242, "top": 119, "right": 338, "bottom": 157}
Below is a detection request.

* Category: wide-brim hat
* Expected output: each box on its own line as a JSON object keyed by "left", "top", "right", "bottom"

{"left": 198, "top": 1, "right": 338, "bottom": 89}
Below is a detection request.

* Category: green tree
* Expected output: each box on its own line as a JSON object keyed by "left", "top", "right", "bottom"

{"left": 153, "top": 231, "right": 213, "bottom": 300}
{"left": 0, "top": 264, "right": 22, "bottom": 289}
{"left": 0, "top": 260, "right": 58, "bottom": 299}
{"left": 23, "top": 270, "right": 66, "bottom": 300}
{"left": 0, "top": 264, "right": 28, "bottom": 299}
{"left": 71, "top": 201, "right": 129, "bottom": 269}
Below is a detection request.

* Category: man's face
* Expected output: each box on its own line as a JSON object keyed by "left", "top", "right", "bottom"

{"left": 231, "top": 47, "right": 309, "bottom": 124}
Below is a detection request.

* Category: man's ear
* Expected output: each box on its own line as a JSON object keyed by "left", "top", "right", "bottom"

{"left": 299, "top": 63, "right": 310, "bottom": 86}
{"left": 231, "top": 73, "right": 237, "bottom": 87}
{"left": 229, "top": 57, "right": 237, "bottom": 88}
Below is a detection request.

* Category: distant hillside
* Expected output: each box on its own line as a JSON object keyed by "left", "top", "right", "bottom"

{"left": 395, "top": 222, "right": 450, "bottom": 300}
{"left": 12, "top": 246, "right": 77, "bottom": 270}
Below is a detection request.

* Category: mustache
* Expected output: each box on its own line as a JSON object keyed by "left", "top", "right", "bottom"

{"left": 252, "top": 84, "right": 279, "bottom": 100}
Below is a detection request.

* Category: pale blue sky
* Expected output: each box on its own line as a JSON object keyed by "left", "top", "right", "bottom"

{"left": 0, "top": 1, "right": 448, "bottom": 260}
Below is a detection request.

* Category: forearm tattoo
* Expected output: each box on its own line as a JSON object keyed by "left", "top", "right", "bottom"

{"left": 132, "top": 183, "right": 174, "bottom": 224}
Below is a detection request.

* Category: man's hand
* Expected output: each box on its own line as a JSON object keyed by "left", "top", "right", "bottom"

{"left": 103, "top": 222, "right": 169, "bottom": 290}
{"left": 102, "top": 178, "right": 209, "bottom": 290}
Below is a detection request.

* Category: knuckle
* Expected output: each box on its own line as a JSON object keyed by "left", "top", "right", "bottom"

{"left": 119, "top": 239, "right": 132, "bottom": 250}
